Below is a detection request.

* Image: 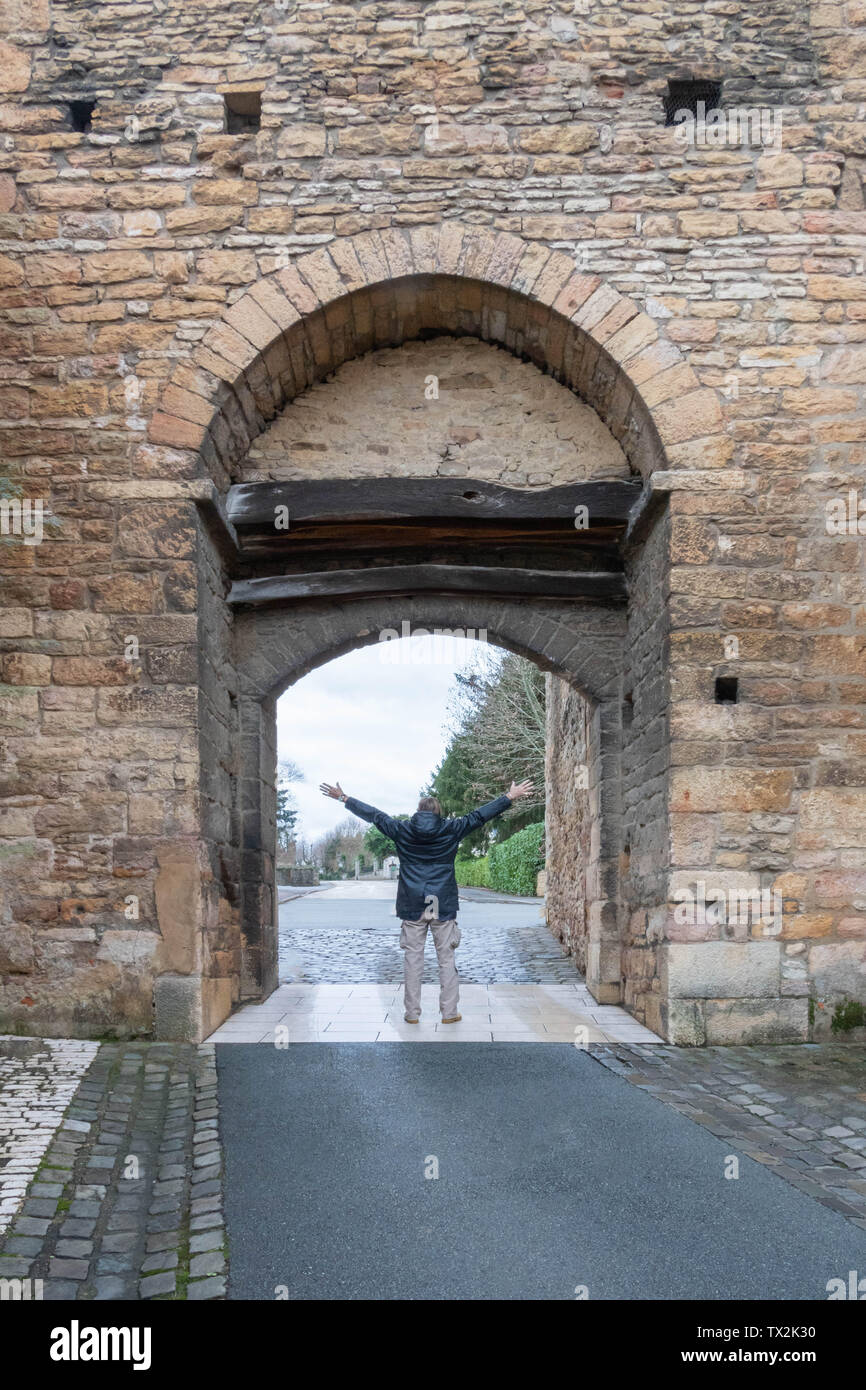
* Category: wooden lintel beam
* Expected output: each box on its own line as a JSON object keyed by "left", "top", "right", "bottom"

{"left": 228, "top": 564, "right": 626, "bottom": 606}
{"left": 226, "top": 477, "right": 641, "bottom": 532}
{"left": 235, "top": 524, "right": 623, "bottom": 556}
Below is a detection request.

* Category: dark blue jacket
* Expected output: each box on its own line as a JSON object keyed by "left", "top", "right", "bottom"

{"left": 345, "top": 794, "right": 512, "bottom": 921}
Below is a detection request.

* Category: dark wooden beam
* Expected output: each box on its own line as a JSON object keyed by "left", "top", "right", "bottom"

{"left": 226, "top": 478, "right": 641, "bottom": 533}
{"left": 194, "top": 486, "right": 240, "bottom": 565}
{"left": 233, "top": 522, "right": 624, "bottom": 556}
{"left": 228, "top": 564, "right": 626, "bottom": 606}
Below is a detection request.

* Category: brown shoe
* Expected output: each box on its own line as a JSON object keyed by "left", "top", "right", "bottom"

{"left": 404, "top": 1015, "right": 420, "bottom": 1023}
{"left": 441, "top": 1014, "right": 462, "bottom": 1024}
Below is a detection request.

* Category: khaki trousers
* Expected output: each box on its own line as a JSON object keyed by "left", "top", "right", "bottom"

{"left": 400, "top": 914, "right": 461, "bottom": 1019}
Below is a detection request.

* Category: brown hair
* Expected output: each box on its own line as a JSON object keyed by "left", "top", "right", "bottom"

{"left": 417, "top": 796, "right": 442, "bottom": 815}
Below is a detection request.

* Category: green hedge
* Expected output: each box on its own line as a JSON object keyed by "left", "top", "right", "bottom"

{"left": 455, "top": 856, "right": 490, "bottom": 887}
{"left": 487, "top": 821, "right": 545, "bottom": 896}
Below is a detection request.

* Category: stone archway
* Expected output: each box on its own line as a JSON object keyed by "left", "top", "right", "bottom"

{"left": 138, "top": 220, "right": 712, "bottom": 1043}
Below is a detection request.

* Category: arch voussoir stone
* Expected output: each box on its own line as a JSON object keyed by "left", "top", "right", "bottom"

{"left": 247, "top": 277, "right": 302, "bottom": 336}
{"left": 606, "top": 311, "right": 658, "bottom": 365}
{"left": 275, "top": 262, "right": 322, "bottom": 317}
{"left": 348, "top": 228, "right": 394, "bottom": 286}
{"left": 532, "top": 247, "right": 582, "bottom": 308}
{"left": 406, "top": 223, "right": 440, "bottom": 276}
{"left": 327, "top": 235, "right": 370, "bottom": 291}
{"left": 436, "top": 221, "right": 468, "bottom": 276}
{"left": 379, "top": 225, "right": 416, "bottom": 280}
{"left": 223, "top": 295, "right": 281, "bottom": 356}
{"left": 295, "top": 245, "right": 347, "bottom": 304}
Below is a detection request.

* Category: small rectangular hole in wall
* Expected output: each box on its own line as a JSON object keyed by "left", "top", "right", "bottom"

{"left": 663, "top": 78, "right": 723, "bottom": 126}
{"left": 224, "top": 91, "right": 262, "bottom": 134}
{"left": 622, "top": 691, "right": 634, "bottom": 727}
{"left": 68, "top": 100, "right": 97, "bottom": 133}
{"left": 715, "top": 676, "right": 738, "bottom": 704}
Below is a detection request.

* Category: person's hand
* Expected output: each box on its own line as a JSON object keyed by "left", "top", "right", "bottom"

{"left": 320, "top": 782, "right": 347, "bottom": 802}
{"left": 507, "top": 779, "right": 534, "bottom": 801}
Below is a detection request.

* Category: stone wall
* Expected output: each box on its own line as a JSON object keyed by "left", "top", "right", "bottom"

{"left": 543, "top": 501, "right": 675, "bottom": 1027}
{"left": 621, "top": 505, "right": 672, "bottom": 1031}
{"left": 544, "top": 672, "right": 591, "bottom": 972}
{"left": 247, "top": 336, "right": 628, "bottom": 485}
{"left": 1, "top": 0, "right": 864, "bottom": 1042}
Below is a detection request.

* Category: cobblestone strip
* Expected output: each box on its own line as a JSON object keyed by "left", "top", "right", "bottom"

{"left": 591, "top": 1043, "right": 866, "bottom": 1230}
{"left": 185, "top": 1044, "right": 227, "bottom": 1300}
{"left": 280, "top": 922, "right": 578, "bottom": 985}
{"left": 0, "top": 1037, "right": 98, "bottom": 1237}
{"left": 0, "top": 1041, "right": 226, "bottom": 1300}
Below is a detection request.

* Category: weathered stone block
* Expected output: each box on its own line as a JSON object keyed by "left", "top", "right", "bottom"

{"left": 0, "top": 922, "right": 34, "bottom": 973}
{"left": 671, "top": 769, "right": 794, "bottom": 814}
{"left": 703, "top": 998, "right": 809, "bottom": 1045}
{"left": 0, "top": 653, "right": 51, "bottom": 685}
{"left": 0, "top": 41, "right": 31, "bottom": 94}
{"left": 153, "top": 974, "right": 200, "bottom": 1042}
{"left": 660, "top": 941, "right": 780, "bottom": 999}
{"left": 808, "top": 941, "right": 866, "bottom": 1002}
{"left": 662, "top": 999, "right": 707, "bottom": 1046}
{"left": 276, "top": 124, "right": 326, "bottom": 158}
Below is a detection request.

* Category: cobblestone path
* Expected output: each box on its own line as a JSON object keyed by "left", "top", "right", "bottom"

{"left": 593, "top": 1043, "right": 866, "bottom": 1231}
{"left": 0, "top": 1040, "right": 225, "bottom": 1300}
{"left": 278, "top": 883, "right": 578, "bottom": 984}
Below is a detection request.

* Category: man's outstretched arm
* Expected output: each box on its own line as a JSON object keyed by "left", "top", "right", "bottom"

{"left": 451, "top": 779, "right": 535, "bottom": 841}
{"left": 320, "top": 782, "right": 403, "bottom": 842}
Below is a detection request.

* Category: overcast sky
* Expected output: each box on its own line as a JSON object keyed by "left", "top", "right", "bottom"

{"left": 276, "top": 633, "right": 499, "bottom": 844}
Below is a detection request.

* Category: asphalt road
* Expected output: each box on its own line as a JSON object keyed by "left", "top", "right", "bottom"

{"left": 218, "top": 1043, "right": 866, "bottom": 1300}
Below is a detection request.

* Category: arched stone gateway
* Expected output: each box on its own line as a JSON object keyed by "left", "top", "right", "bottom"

{"left": 135, "top": 224, "right": 758, "bottom": 1046}
{"left": 2, "top": 219, "right": 863, "bottom": 1048}
{"left": 138, "top": 221, "right": 696, "bottom": 1044}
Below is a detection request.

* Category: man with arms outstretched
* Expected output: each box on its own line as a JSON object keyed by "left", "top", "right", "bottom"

{"left": 320, "top": 780, "right": 534, "bottom": 1024}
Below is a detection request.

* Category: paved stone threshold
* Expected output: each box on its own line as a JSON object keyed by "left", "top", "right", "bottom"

{"left": 0, "top": 1041, "right": 226, "bottom": 1300}
{"left": 592, "top": 1043, "right": 866, "bottom": 1232}
{"left": 209, "top": 982, "right": 662, "bottom": 1044}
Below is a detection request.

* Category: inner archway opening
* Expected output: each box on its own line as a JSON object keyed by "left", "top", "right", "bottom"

{"left": 276, "top": 634, "right": 565, "bottom": 999}
{"left": 215, "top": 627, "right": 658, "bottom": 1042}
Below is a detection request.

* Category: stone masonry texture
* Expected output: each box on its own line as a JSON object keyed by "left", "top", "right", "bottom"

{"left": 0, "top": 1, "right": 864, "bottom": 1045}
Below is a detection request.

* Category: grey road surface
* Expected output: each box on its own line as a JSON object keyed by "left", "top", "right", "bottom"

{"left": 218, "top": 1042, "right": 866, "bottom": 1300}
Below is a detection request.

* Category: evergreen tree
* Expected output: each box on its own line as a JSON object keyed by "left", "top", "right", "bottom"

{"left": 427, "top": 651, "right": 545, "bottom": 855}
{"left": 363, "top": 815, "right": 409, "bottom": 863}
